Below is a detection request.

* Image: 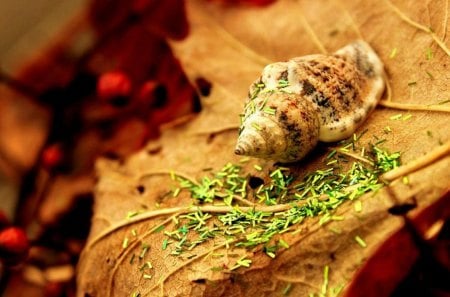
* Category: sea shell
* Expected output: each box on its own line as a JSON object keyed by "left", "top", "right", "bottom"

{"left": 235, "top": 40, "right": 385, "bottom": 163}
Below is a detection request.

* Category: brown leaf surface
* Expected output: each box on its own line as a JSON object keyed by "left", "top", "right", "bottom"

{"left": 77, "top": 1, "right": 450, "bottom": 296}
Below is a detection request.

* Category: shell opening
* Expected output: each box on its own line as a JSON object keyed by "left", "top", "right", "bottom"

{"left": 234, "top": 146, "right": 246, "bottom": 156}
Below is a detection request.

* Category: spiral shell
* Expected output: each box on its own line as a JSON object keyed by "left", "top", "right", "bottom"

{"left": 235, "top": 40, "right": 385, "bottom": 163}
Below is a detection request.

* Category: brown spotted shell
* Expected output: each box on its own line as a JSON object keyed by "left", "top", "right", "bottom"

{"left": 235, "top": 40, "right": 385, "bottom": 163}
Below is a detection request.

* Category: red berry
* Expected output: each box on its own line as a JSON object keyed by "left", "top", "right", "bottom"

{"left": 97, "top": 71, "right": 132, "bottom": 102}
{"left": 136, "top": 80, "right": 159, "bottom": 106}
{"left": 0, "top": 227, "right": 30, "bottom": 265}
{"left": 42, "top": 144, "right": 64, "bottom": 169}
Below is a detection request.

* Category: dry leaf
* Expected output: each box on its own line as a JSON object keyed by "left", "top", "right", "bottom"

{"left": 77, "top": 1, "right": 450, "bottom": 296}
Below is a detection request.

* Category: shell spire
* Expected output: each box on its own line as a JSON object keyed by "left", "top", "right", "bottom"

{"left": 236, "top": 91, "right": 320, "bottom": 163}
{"left": 235, "top": 40, "right": 385, "bottom": 163}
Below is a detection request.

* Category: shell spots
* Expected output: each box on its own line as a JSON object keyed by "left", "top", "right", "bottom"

{"left": 302, "top": 80, "right": 316, "bottom": 95}
{"left": 235, "top": 40, "right": 385, "bottom": 162}
{"left": 353, "top": 43, "right": 375, "bottom": 77}
{"left": 278, "top": 70, "right": 289, "bottom": 81}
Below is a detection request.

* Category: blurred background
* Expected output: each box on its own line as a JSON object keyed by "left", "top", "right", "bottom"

{"left": 0, "top": 0, "right": 199, "bottom": 295}
{"left": 0, "top": 0, "right": 86, "bottom": 226}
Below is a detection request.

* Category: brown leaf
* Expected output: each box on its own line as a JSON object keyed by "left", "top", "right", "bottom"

{"left": 77, "top": 1, "right": 450, "bottom": 296}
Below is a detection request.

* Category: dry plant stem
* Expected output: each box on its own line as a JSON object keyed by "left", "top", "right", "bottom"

{"left": 383, "top": 0, "right": 450, "bottom": 56}
{"left": 382, "top": 140, "right": 450, "bottom": 182}
{"left": 384, "top": 74, "right": 393, "bottom": 101}
{"left": 86, "top": 182, "right": 366, "bottom": 253}
{"left": 87, "top": 205, "right": 287, "bottom": 249}
{"left": 443, "top": 0, "right": 449, "bottom": 41}
{"left": 85, "top": 207, "right": 191, "bottom": 250}
{"left": 232, "top": 195, "right": 255, "bottom": 206}
{"left": 85, "top": 195, "right": 342, "bottom": 251}
{"left": 378, "top": 100, "right": 450, "bottom": 112}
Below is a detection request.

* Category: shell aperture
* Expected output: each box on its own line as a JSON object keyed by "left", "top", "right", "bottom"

{"left": 235, "top": 40, "right": 385, "bottom": 163}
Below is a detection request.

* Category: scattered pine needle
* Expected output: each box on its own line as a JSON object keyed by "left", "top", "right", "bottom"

{"left": 148, "top": 240, "right": 234, "bottom": 296}
{"left": 139, "top": 170, "right": 200, "bottom": 186}
{"left": 337, "top": 149, "right": 374, "bottom": 166}
{"left": 106, "top": 216, "right": 175, "bottom": 297}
